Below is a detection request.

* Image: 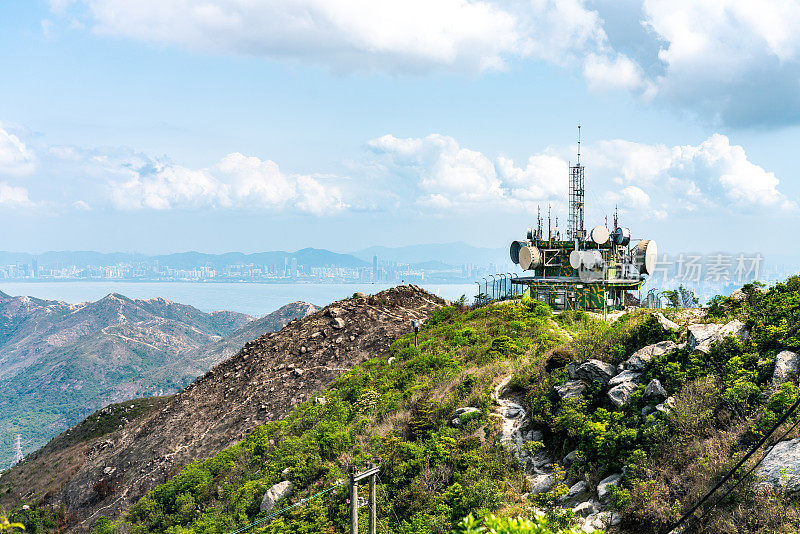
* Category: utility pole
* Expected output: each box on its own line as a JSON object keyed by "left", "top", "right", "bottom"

{"left": 349, "top": 463, "right": 380, "bottom": 534}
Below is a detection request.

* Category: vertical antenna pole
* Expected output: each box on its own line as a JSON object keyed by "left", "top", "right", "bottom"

{"left": 577, "top": 123, "right": 581, "bottom": 166}
{"left": 350, "top": 466, "right": 358, "bottom": 534}
{"left": 368, "top": 463, "right": 377, "bottom": 534}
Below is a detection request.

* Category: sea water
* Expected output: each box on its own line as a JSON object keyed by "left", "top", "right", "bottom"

{"left": 0, "top": 281, "right": 479, "bottom": 317}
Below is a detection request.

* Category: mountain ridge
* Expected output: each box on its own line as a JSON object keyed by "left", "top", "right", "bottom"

{"left": 0, "top": 292, "right": 317, "bottom": 468}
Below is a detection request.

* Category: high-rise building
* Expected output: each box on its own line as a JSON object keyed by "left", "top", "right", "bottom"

{"left": 31, "top": 259, "right": 38, "bottom": 278}
{"left": 373, "top": 255, "right": 378, "bottom": 281}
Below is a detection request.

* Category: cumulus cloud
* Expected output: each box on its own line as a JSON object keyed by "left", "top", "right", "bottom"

{"left": 591, "top": 134, "right": 795, "bottom": 213}
{"left": 635, "top": 0, "right": 800, "bottom": 126}
{"left": 49, "top": 0, "right": 800, "bottom": 125}
{"left": 54, "top": 0, "right": 525, "bottom": 73}
{"left": 0, "top": 127, "right": 36, "bottom": 176}
{"left": 0, "top": 182, "right": 33, "bottom": 207}
{"left": 105, "top": 152, "right": 346, "bottom": 214}
{"left": 367, "top": 134, "right": 570, "bottom": 209}
{"left": 366, "top": 132, "right": 795, "bottom": 217}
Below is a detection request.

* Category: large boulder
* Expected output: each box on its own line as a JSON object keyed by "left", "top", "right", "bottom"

{"left": 608, "top": 370, "right": 643, "bottom": 388}
{"left": 622, "top": 341, "right": 678, "bottom": 371}
{"left": 608, "top": 381, "right": 639, "bottom": 409}
{"left": 773, "top": 351, "right": 800, "bottom": 387}
{"left": 597, "top": 473, "right": 622, "bottom": 502}
{"left": 756, "top": 438, "right": 800, "bottom": 494}
{"left": 688, "top": 320, "right": 749, "bottom": 354}
{"left": 529, "top": 474, "right": 556, "bottom": 494}
{"left": 260, "top": 481, "right": 294, "bottom": 512}
{"left": 555, "top": 380, "right": 587, "bottom": 400}
{"left": 643, "top": 379, "right": 668, "bottom": 404}
{"left": 655, "top": 313, "right": 680, "bottom": 331}
{"left": 568, "top": 359, "right": 618, "bottom": 385}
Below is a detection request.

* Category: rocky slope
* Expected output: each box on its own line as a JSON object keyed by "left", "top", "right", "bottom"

{"left": 0, "top": 285, "right": 444, "bottom": 531}
{"left": 0, "top": 291, "right": 313, "bottom": 468}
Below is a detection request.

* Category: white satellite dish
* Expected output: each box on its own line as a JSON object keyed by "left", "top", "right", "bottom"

{"left": 590, "top": 225, "right": 609, "bottom": 245}
{"left": 636, "top": 240, "right": 658, "bottom": 275}
{"left": 519, "top": 245, "right": 542, "bottom": 270}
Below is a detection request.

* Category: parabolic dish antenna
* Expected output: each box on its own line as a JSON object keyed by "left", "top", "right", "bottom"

{"left": 636, "top": 240, "right": 658, "bottom": 275}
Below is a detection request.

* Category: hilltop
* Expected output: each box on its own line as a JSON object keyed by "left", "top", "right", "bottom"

{"left": 0, "top": 285, "right": 444, "bottom": 531}
{"left": 0, "top": 292, "right": 315, "bottom": 467}
{"left": 6, "top": 280, "right": 800, "bottom": 533}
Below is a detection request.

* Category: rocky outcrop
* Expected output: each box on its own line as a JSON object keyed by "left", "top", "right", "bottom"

{"left": 556, "top": 380, "right": 587, "bottom": 400}
{"left": 643, "top": 379, "right": 668, "bottom": 404}
{"left": 568, "top": 359, "right": 617, "bottom": 386}
{"left": 260, "top": 481, "right": 293, "bottom": 512}
{"left": 687, "top": 320, "right": 749, "bottom": 354}
{"left": 1, "top": 285, "right": 444, "bottom": 532}
{"left": 608, "top": 381, "right": 639, "bottom": 409}
{"left": 773, "top": 351, "right": 800, "bottom": 387}
{"left": 621, "top": 341, "right": 678, "bottom": 371}
{"left": 757, "top": 438, "right": 800, "bottom": 493}
{"left": 655, "top": 313, "right": 679, "bottom": 332}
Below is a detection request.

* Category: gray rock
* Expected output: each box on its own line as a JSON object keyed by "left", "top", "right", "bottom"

{"left": 756, "top": 438, "right": 800, "bottom": 493}
{"left": 773, "top": 350, "right": 800, "bottom": 387}
{"left": 556, "top": 380, "right": 587, "bottom": 400}
{"left": 572, "top": 500, "right": 598, "bottom": 517}
{"left": 655, "top": 312, "right": 680, "bottom": 331}
{"left": 260, "top": 480, "right": 294, "bottom": 512}
{"left": 688, "top": 320, "right": 749, "bottom": 354}
{"left": 642, "top": 405, "right": 655, "bottom": 417}
{"left": 655, "top": 396, "right": 675, "bottom": 414}
{"left": 623, "top": 341, "right": 678, "bottom": 371}
{"left": 561, "top": 480, "right": 590, "bottom": 503}
{"left": 525, "top": 429, "right": 544, "bottom": 442}
{"left": 568, "top": 359, "right": 618, "bottom": 385}
{"left": 529, "top": 474, "right": 556, "bottom": 494}
{"left": 608, "top": 381, "right": 638, "bottom": 409}
{"left": 597, "top": 473, "right": 622, "bottom": 502}
{"left": 562, "top": 450, "right": 578, "bottom": 466}
{"left": 608, "top": 369, "right": 643, "bottom": 388}
{"left": 643, "top": 379, "right": 668, "bottom": 404}
{"left": 281, "top": 467, "right": 291, "bottom": 480}
{"left": 331, "top": 317, "right": 346, "bottom": 329}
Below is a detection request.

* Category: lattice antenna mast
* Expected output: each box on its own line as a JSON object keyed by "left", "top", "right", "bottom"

{"left": 568, "top": 125, "right": 585, "bottom": 242}
{"left": 12, "top": 434, "right": 23, "bottom": 466}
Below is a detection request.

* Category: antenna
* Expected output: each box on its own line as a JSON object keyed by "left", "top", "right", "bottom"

{"left": 568, "top": 124, "right": 585, "bottom": 242}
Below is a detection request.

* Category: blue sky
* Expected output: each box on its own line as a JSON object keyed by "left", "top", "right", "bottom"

{"left": 1, "top": 0, "right": 799, "bottom": 258}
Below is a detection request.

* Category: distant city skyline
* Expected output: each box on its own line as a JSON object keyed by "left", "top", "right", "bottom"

{"left": 2, "top": 2, "right": 800, "bottom": 261}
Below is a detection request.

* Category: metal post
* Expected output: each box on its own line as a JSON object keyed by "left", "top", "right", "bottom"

{"left": 368, "top": 463, "right": 377, "bottom": 534}
{"left": 475, "top": 282, "right": 481, "bottom": 305}
{"left": 350, "top": 466, "right": 358, "bottom": 534}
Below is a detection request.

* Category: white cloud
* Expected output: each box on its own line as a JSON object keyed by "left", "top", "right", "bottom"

{"left": 367, "top": 132, "right": 795, "bottom": 217}
{"left": 0, "top": 182, "right": 33, "bottom": 207}
{"left": 639, "top": 0, "right": 800, "bottom": 125}
{"left": 583, "top": 53, "right": 648, "bottom": 92}
{"left": 55, "top": 0, "right": 525, "bottom": 73}
{"left": 591, "top": 134, "right": 795, "bottom": 213}
{"left": 107, "top": 152, "right": 345, "bottom": 214}
{"left": 0, "top": 127, "right": 36, "bottom": 176}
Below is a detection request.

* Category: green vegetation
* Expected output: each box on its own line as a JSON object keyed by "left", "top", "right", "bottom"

{"left": 13, "top": 277, "right": 800, "bottom": 533}
{"left": 0, "top": 515, "right": 25, "bottom": 532}
{"left": 89, "top": 299, "right": 572, "bottom": 534}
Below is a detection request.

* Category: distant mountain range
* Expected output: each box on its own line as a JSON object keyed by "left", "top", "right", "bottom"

{"left": 0, "top": 291, "right": 317, "bottom": 468}
{"left": 0, "top": 242, "right": 509, "bottom": 270}
{"left": 0, "top": 248, "right": 368, "bottom": 269}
